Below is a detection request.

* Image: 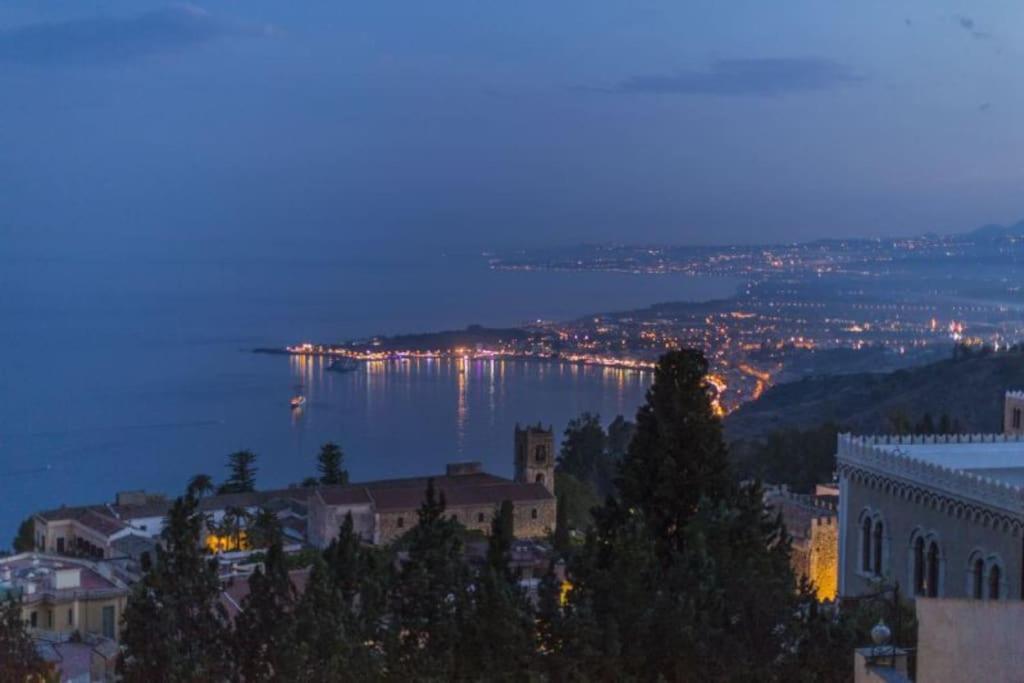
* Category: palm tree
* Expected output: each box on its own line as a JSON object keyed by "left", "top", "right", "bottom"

{"left": 188, "top": 473, "right": 215, "bottom": 498}
{"left": 223, "top": 506, "right": 252, "bottom": 551}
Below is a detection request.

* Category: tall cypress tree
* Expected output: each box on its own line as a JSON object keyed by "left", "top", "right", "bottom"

{"left": 293, "top": 555, "right": 349, "bottom": 681}
{"left": 321, "top": 513, "right": 390, "bottom": 679}
{"left": 120, "top": 487, "right": 231, "bottom": 682}
{"left": 617, "top": 349, "right": 733, "bottom": 557}
{"left": 387, "top": 479, "right": 470, "bottom": 679}
{"left": 558, "top": 350, "right": 802, "bottom": 681}
{"left": 459, "top": 501, "right": 536, "bottom": 680}
{"left": 233, "top": 540, "right": 300, "bottom": 681}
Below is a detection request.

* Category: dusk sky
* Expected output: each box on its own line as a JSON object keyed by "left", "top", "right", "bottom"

{"left": 2, "top": 1, "right": 1023, "bottom": 252}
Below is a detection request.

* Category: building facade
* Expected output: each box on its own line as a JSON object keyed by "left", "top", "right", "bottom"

{"left": 765, "top": 487, "right": 838, "bottom": 601}
{"left": 837, "top": 432, "right": 1024, "bottom": 601}
{"left": 1004, "top": 390, "right": 1024, "bottom": 436}
{"left": 35, "top": 430, "right": 557, "bottom": 556}
{"left": 308, "top": 460, "right": 556, "bottom": 547}
{"left": 0, "top": 554, "right": 130, "bottom": 642}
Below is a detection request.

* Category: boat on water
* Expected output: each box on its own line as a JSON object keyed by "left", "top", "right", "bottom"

{"left": 327, "top": 358, "right": 359, "bottom": 373}
{"left": 290, "top": 395, "right": 305, "bottom": 409}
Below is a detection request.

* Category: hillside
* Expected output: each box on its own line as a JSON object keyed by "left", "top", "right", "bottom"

{"left": 724, "top": 348, "right": 1024, "bottom": 441}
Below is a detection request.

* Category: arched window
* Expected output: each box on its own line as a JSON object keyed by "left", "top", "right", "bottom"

{"left": 534, "top": 445, "right": 547, "bottom": 463}
{"left": 926, "top": 541, "right": 940, "bottom": 597}
{"left": 972, "top": 557, "right": 984, "bottom": 599}
{"left": 861, "top": 517, "right": 872, "bottom": 572}
{"left": 872, "top": 521, "right": 884, "bottom": 576}
{"left": 913, "top": 536, "right": 926, "bottom": 595}
{"left": 989, "top": 565, "right": 1001, "bottom": 600}
{"left": 535, "top": 473, "right": 545, "bottom": 485}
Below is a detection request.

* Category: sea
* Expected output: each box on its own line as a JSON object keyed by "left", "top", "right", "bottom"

{"left": 0, "top": 245, "right": 739, "bottom": 543}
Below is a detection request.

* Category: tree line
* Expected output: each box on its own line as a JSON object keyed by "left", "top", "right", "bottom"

{"left": 3, "top": 351, "right": 882, "bottom": 681}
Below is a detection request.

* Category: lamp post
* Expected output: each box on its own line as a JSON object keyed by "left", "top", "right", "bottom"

{"left": 851, "top": 582, "right": 903, "bottom": 664}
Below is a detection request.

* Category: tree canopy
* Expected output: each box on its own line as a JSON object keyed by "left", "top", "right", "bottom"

{"left": 218, "top": 450, "right": 258, "bottom": 494}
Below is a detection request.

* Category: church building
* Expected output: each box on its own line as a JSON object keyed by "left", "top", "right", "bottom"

{"left": 308, "top": 424, "right": 557, "bottom": 547}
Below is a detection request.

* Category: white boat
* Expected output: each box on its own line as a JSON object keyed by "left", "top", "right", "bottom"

{"left": 290, "top": 395, "right": 305, "bottom": 409}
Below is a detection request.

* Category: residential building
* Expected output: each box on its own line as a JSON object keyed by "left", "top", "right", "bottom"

{"left": 0, "top": 553, "right": 130, "bottom": 642}
{"left": 33, "top": 426, "right": 557, "bottom": 556}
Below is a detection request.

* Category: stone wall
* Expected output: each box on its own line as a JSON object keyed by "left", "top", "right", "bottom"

{"left": 916, "top": 598, "right": 1024, "bottom": 683}
{"left": 1003, "top": 392, "right": 1024, "bottom": 435}
{"left": 808, "top": 517, "right": 838, "bottom": 601}
{"left": 839, "top": 471, "right": 1023, "bottom": 599}
{"left": 307, "top": 497, "right": 375, "bottom": 549}
{"left": 376, "top": 499, "right": 556, "bottom": 545}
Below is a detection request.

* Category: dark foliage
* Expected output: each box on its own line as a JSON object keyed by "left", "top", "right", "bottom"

{"left": 0, "top": 595, "right": 46, "bottom": 682}
{"left": 218, "top": 449, "right": 258, "bottom": 494}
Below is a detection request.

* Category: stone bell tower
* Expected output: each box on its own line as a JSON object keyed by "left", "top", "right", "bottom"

{"left": 514, "top": 423, "right": 555, "bottom": 495}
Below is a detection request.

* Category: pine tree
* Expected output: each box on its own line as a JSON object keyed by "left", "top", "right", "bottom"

{"left": 558, "top": 413, "right": 606, "bottom": 483}
{"left": 605, "top": 415, "right": 636, "bottom": 457}
{"left": 12, "top": 517, "right": 35, "bottom": 553}
{"left": 387, "top": 479, "right": 470, "bottom": 679}
{"left": 120, "top": 487, "right": 231, "bottom": 682}
{"left": 218, "top": 450, "right": 258, "bottom": 494}
{"left": 316, "top": 442, "right": 349, "bottom": 485}
{"left": 0, "top": 595, "right": 46, "bottom": 682}
{"left": 233, "top": 541, "right": 300, "bottom": 681}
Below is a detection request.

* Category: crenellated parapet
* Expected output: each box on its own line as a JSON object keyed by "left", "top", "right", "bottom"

{"left": 836, "top": 433, "right": 1024, "bottom": 529}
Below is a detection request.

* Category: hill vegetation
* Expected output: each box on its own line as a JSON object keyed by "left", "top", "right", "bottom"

{"left": 725, "top": 345, "right": 1024, "bottom": 441}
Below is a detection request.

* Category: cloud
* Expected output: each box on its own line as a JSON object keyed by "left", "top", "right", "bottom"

{"left": 613, "top": 58, "right": 862, "bottom": 97}
{"left": 954, "top": 14, "right": 991, "bottom": 40}
{"left": 0, "top": 6, "right": 233, "bottom": 66}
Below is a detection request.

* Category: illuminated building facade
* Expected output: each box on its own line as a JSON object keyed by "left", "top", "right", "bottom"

{"left": 837, "top": 394, "right": 1024, "bottom": 601}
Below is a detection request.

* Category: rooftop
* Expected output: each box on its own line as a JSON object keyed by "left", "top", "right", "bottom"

{"left": 0, "top": 553, "right": 129, "bottom": 602}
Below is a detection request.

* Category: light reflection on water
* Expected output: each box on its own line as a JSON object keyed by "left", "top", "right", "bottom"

{"left": 286, "top": 355, "right": 652, "bottom": 466}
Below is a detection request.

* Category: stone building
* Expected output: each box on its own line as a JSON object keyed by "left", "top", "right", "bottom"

{"left": 837, "top": 427, "right": 1024, "bottom": 600}
{"left": 514, "top": 424, "right": 556, "bottom": 495}
{"left": 1004, "top": 390, "right": 1024, "bottom": 436}
{"left": 308, "top": 458, "right": 557, "bottom": 547}
{"left": 308, "top": 427, "right": 556, "bottom": 547}
{"left": 34, "top": 428, "right": 557, "bottom": 555}
{"left": 765, "top": 487, "right": 838, "bottom": 601}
